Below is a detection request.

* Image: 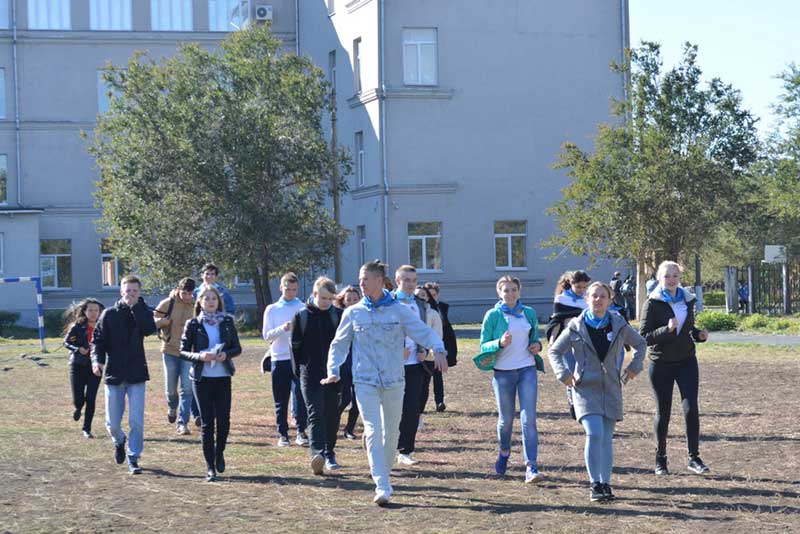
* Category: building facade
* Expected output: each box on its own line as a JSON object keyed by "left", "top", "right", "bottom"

{"left": 0, "top": 0, "right": 627, "bottom": 325}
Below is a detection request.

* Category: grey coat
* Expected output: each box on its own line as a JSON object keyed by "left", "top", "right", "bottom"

{"left": 548, "top": 312, "right": 646, "bottom": 422}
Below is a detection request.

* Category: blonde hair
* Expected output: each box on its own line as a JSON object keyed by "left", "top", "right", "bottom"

{"left": 496, "top": 275, "right": 521, "bottom": 292}
{"left": 656, "top": 261, "right": 682, "bottom": 280}
{"left": 395, "top": 264, "right": 417, "bottom": 277}
{"left": 313, "top": 276, "right": 336, "bottom": 295}
{"left": 586, "top": 281, "right": 613, "bottom": 300}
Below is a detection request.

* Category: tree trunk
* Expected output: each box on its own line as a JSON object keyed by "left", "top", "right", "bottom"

{"left": 254, "top": 258, "right": 272, "bottom": 318}
{"left": 636, "top": 258, "right": 648, "bottom": 321}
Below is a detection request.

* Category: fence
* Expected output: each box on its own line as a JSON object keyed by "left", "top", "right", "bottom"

{"left": 730, "top": 261, "right": 800, "bottom": 316}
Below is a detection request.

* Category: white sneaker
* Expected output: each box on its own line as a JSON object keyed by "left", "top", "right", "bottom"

{"left": 277, "top": 435, "right": 290, "bottom": 447}
{"left": 296, "top": 431, "right": 309, "bottom": 447}
{"left": 176, "top": 423, "right": 190, "bottom": 435}
{"left": 397, "top": 453, "right": 418, "bottom": 466}
{"left": 417, "top": 415, "right": 425, "bottom": 431}
{"left": 373, "top": 490, "right": 391, "bottom": 505}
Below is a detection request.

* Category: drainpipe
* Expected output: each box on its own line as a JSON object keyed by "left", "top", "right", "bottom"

{"left": 12, "top": 0, "right": 22, "bottom": 205}
{"left": 294, "top": 0, "right": 299, "bottom": 54}
{"left": 379, "top": 0, "right": 389, "bottom": 262}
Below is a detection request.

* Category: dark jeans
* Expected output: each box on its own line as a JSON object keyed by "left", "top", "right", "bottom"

{"left": 193, "top": 377, "right": 232, "bottom": 471}
{"left": 398, "top": 363, "right": 424, "bottom": 455}
{"left": 191, "top": 397, "right": 201, "bottom": 419}
{"left": 338, "top": 369, "right": 359, "bottom": 433}
{"left": 70, "top": 364, "right": 101, "bottom": 432}
{"left": 271, "top": 360, "right": 307, "bottom": 436}
{"left": 419, "top": 360, "right": 444, "bottom": 413}
{"left": 299, "top": 370, "right": 340, "bottom": 457}
{"left": 649, "top": 356, "right": 701, "bottom": 458}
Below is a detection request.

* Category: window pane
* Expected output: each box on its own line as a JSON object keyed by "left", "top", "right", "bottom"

{"left": 40, "top": 239, "right": 70, "bottom": 254}
{"left": 57, "top": 255, "right": 72, "bottom": 287}
{"left": 40, "top": 257, "right": 56, "bottom": 287}
{"left": 404, "top": 28, "right": 435, "bottom": 43}
{"left": 102, "top": 255, "right": 117, "bottom": 287}
{"left": 28, "top": 0, "right": 71, "bottom": 29}
{"left": 425, "top": 237, "right": 441, "bottom": 270}
{"left": 91, "top": 0, "right": 132, "bottom": 30}
{"left": 495, "top": 237, "right": 508, "bottom": 268}
{"left": 0, "top": 0, "right": 8, "bottom": 29}
{"left": 419, "top": 43, "right": 437, "bottom": 85}
{"left": 0, "top": 69, "right": 5, "bottom": 119}
{"left": 494, "top": 220, "right": 526, "bottom": 234}
{"left": 408, "top": 222, "right": 440, "bottom": 236}
{"left": 209, "top": 0, "right": 248, "bottom": 31}
{"left": 409, "top": 238, "right": 422, "bottom": 268}
{"left": 0, "top": 154, "right": 6, "bottom": 204}
{"left": 511, "top": 236, "right": 526, "bottom": 268}
{"left": 151, "top": 0, "right": 192, "bottom": 31}
{"left": 403, "top": 43, "right": 418, "bottom": 84}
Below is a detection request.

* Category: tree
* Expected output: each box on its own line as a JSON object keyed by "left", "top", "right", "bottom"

{"left": 88, "top": 25, "right": 350, "bottom": 314}
{"left": 545, "top": 42, "right": 759, "bottom": 312}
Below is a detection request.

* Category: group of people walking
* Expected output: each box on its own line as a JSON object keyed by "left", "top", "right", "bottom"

{"left": 64, "top": 258, "right": 708, "bottom": 505}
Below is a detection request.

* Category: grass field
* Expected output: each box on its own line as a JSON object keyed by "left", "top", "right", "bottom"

{"left": 1, "top": 336, "right": 798, "bottom": 533}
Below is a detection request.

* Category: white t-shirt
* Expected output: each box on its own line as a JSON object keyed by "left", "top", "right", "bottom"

{"left": 670, "top": 300, "right": 688, "bottom": 333}
{"left": 399, "top": 299, "right": 422, "bottom": 366}
{"left": 494, "top": 314, "right": 534, "bottom": 371}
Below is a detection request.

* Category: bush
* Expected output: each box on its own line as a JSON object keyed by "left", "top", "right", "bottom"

{"left": 695, "top": 310, "right": 738, "bottom": 331}
{"left": 740, "top": 314, "right": 769, "bottom": 329}
{"left": 702, "top": 290, "right": 725, "bottom": 306}
{"left": 44, "top": 309, "right": 68, "bottom": 337}
{"left": 0, "top": 311, "right": 21, "bottom": 335}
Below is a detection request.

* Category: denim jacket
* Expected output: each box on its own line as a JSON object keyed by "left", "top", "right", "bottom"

{"left": 327, "top": 300, "right": 446, "bottom": 388}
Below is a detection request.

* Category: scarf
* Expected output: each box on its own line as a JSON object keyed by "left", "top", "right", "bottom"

{"left": 198, "top": 311, "right": 225, "bottom": 326}
{"left": 363, "top": 289, "right": 397, "bottom": 312}
{"left": 583, "top": 309, "right": 610, "bottom": 329}
{"left": 563, "top": 289, "right": 583, "bottom": 303}
{"left": 394, "top": 290, "right": 416, "bottom": 303}
{"left": 496, "top": 300, "right": 524, "bottom": 318}
{"left": 276, "top": 297, "right": 303, "bottom": 308}
{"left": 659, "top": 285, "right": 685, "bottom": 303}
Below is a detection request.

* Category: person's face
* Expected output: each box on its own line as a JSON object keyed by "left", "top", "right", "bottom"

{"left": 343, "top": 290, "right": 360, "bottom": 308}
{"left": 414, "top": 287, "right": 428, "bottom": 301}
{"left": 179, "top": 289, "right": 193, "bottom": 303}
{"left": 202, "top": 269, "right": 218, "bottom": 285}
{"left": 314, "top": 288, "right": 335, "bottom": 310}
{"left": 572, "top": 281, "right": 589, "bottom": 296}
{"left": 660, "top": 266, "right": 681, "bottom": 290}
{"left": 120, "top": 281, "right": 140, "bottom": 305}
{"left": 429, "top": 288, "right": 440, "bottom": 301}
{"left": 396, "top": 271, "right": 418, "bottom": 295}
{"left": 497, "top": 282, "right": 520, "bottom": 306}
{"left": 85, "top": 303, "right": 101, "bottom": 323}
{"left": 359, "top": 268, "right": 384, "bottom": 300}
{"left": 200, "top": 291, "right": 219, "bottom": 313}
{"left": 282, "top": 282, "right": 298, "bottom": 301}
{"left": 588, "top": 287, "right": 610, "bottom": 315}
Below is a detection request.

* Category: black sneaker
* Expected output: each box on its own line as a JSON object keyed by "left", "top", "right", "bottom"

{"left": 72, "top": 408, "right": 81, "bottom": 421}
{"left": 436, "top": 403, "right": 446, "bottom": 412}
{"left": 128, "top": 459, "right": 142, "bottom": 475}
{"left": 590, "top": 482, "right": 606, "bottom": 502}
{"left": 655, "top": 455, "right": 669, "bottom": 476}
{"left": 688, "top": 456, "right": 709, "bottom": 474}
{"left": 115, "top": 439, "right": 126, "bottom": 464}
{"left": 602, "top": 484, "right": 616, "bottom": 501}
{"left": 194, "top": 416, "right": 202, "bottom": 427}
{"left": 216, "top": 451, "right": 226, "bottom": 474}
{"left": 343, "top": 430, "right": 357, "bottom": 440}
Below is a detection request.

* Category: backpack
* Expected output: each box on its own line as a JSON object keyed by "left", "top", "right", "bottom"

{"left": 156, "top": 298, "right": 176, "bottom": 342}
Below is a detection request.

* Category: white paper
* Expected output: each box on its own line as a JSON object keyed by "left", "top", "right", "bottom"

{"left": 210, "top": 343, "right": 225, "bottom": 368}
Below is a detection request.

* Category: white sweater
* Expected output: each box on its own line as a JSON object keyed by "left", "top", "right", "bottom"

{"left": 262, "top": 299, "right": 305, "bottom": 361}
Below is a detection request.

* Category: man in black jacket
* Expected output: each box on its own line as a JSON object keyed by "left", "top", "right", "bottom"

{"left": 92, "top": 275, "right": 157, "bottom": 474}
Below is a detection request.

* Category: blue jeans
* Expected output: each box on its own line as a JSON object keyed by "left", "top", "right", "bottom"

{"left": 492, "top": 365, "right": 539, "bottom": 467}
{"left": 580, "top": 414, "right": 616, "bottom": 483}
{"left": 105, "top": 381, "right": 146, "bottom": 461}
{"left": 163, "top": 353, "right": 193, "bottom": 424}
{"left": 271, "top": 359, "right": 307, "bottom": 435}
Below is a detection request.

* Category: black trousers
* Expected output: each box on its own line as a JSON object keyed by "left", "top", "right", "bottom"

{"left": 70, "top": 364, "right": 101, "bottom": 432}
{"left": 419, "top": 361, "right": 444, "bottom": 413}
{"left": 193, "top": 377, "right": 232, "bottom": 471}
{"left": 398, "top": 363, "right": 424, "bottom": 455}
{"left": 338, "top": 368, "right": 359, "bottom": 434}
{"left": 649, "top": 357, "right": 701, "bottom": 458}
{"left": 299, "top": 370, "right": 340, "bottom": 457}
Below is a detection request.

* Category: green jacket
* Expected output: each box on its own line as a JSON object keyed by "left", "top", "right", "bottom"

{"left": 474, "top": 305, "right": 544, "bottom": 372}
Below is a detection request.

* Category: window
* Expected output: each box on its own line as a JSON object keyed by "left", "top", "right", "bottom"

{"left": 0, "top": 233, "right": 4, "bottom": 273}
{"left": 494, "top": 221, "right": 526, "bottom": 270}
{"left": 0, "top": 69, "right": 5, "bottom": 119}
{"left": 151, "top": 0, "right": 193, "bottom": 31}
{"left": 90, "top": 0, "right": 132, "bottom": 30}
{"left": 234, "top": 276, "right": 253, "bottom": 286}
{"left": 0, "top": 154, "right": 7, "bottom": 204}
{"left": 40, "top": 239, "right": 72, "bottom": 289}
{"left": 352, "top": 37, "right": 362, "bottom": 94}
{"left": 403, "top": 28, "right": 437, "bottom": 86}
{"left": 327, "top": 0, "right": 334, "bottom": 15}
{"left": 408, "top": 222, "right": 442, "bottom": 272}
{"left": 28, "top": 0, "right": 70, "bottom": 30}
{"left": 357, "top": 225, "right": 366, "bottom": 266}
{"left": 100, "top": 239, "right": 126, "bottom": 288}
{"left": 0, "top": 0, "right": 8, "bottom": 29}
{"left": 209, "top": 0, "right": 249, "bottom": 31}
{"left": 354, "top": 131, "right": 364, "bottom": 186}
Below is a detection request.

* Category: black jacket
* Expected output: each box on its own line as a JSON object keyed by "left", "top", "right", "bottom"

{"left": 639, "top": 288, "right": 706, "bottom": 363}
{"left": 432, "top": 300, "right": 458, "bottom": 367}
{"left": 179, "top": 316, "right": 242, "bottom": 382}
{"left": 64, "top": 322, "right": 92, "bottom": 367}
{"left": 91, "top": 298, "right": 157, "bottom": 385}
{"left": 291, "top": 304, "right": 342, "bottom": 381}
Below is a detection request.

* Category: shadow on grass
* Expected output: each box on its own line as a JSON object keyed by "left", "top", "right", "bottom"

{"left": 623, "top": 483, "right": 800, "bottom": 500}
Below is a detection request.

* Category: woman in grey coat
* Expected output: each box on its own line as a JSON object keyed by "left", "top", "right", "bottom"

{"left": 548, "top": 282, "right": 647, "bottom": 502}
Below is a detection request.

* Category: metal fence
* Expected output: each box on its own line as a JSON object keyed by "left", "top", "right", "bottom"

{"left": 733, "top": 261, "right": 800, "bottom": 315}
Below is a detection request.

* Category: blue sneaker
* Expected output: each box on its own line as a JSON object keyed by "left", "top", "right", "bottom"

{"left": 525, "top": 466, "right": 543, "bottom": 484}
{"left": 324, "top": 452, "right": 341, "bottom": 471}
{"left": 495, "top": 453, "right": 510, "bottom": 475}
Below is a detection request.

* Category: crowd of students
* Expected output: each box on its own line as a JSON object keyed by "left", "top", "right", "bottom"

{"left": 63, "top": 258, "right": 709, "bottom": 504}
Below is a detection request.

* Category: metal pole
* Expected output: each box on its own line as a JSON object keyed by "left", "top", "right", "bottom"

{"left": 783, "top": 262, "right": 791, "bottom": 315}
{"left": 747, "top": 264, "right": 754, "bottom": 314}
{"left": 34, "top": 276, "right": 47, "bottom": 353}
{"left": 694, "top": 254, "right": 703, "bottom": 312}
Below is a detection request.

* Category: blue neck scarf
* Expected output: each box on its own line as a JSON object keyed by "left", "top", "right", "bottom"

{"left": 583, "top": 309, "right": 610, "bottom": 329}
{"left": 276, "top": 297, "right": 302, "bottom": 308}
{"left": 364, "top": 289, "right": 397, "bottom": 312}
{"left": 564, "top": 289, "right": 583, "bottom": 303}
{"left": 660, "top": 285, "right": 685, "bottom": 303}
{"left": 496, "top": 300, "right": 524, "bottom": 318}
{"left": 394, "top": 290, "right": 415, "bottom": 303}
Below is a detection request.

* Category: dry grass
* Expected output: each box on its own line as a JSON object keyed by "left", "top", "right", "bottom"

{"left": 1, "top": 337, "right": 798, "bottom": 533}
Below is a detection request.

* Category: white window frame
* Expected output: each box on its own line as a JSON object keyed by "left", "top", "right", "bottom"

{"left": 90, "top": 0, "right": 132, "bottom": 30}
{"left": 27, "top": 0, "right": 71, "bottom": 30}
{"left": 151, "top": 0, "right": 193, "bottom": 31}
{"left": 352, "top": 37, "right": 362, "bottom": 94}
{"left": 354, "top": 131, "right": 364, "bottom": 186}
{"left": 40, "top": 239, "right": 72, "bottom": 290}
{"left": 357, "top": 225, "right": 366, "bottom": 266}
{"left": 0, "top": 154, "right": 7, "bottom": 205}
{"left": 101, "top": 254, "right": 121, "bottom": 288}
{"left": 402, "top": 28, "right": 438, "bottom": 86}
{"left": 209, "top": 0, "right": 249, "bottom": 32}
{"left": 494, "top": 221, "right": 527, "bottom": 271}
{"left": 408, "top": 222, "right": 442, "bottom": 273}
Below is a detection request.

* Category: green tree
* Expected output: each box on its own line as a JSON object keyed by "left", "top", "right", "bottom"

{"left": 88, "top": 25, "right": 349, "bottom": 314}
{"left": 546, "top": 42, "right": 759, "bottom": 311}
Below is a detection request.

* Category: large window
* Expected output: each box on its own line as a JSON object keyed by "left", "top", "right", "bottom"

{"left": 357, "top": 225, "right": 366, "bottom": 266}
{"left": 408, "top": 222, "right": 442, "bottom": 272}
{"left": 403, "top": 28, "right": 437, "bottom": 86}
{"left": 352, "top": 37, "right": 362, "bottom": 94}
{"left": 0, "top": 0, "right": 8, "bottom": 29}
{"left": 151, "top": 0, "right": 192, "bottom": 31}
{"left": 0, "top": 233, "right": 4, "bottom": 273}
{"left": 28, "top": 0, "right": 70, "bottom": 30}
{"left": 494, "top": 221, "right": 526, "bottom": 270}
{"left": 354, "top": 131, "right": 364, "bottom": 186}
{"left": 209, "top": 0, "right": 249, "bottom": 31}
{"left": 40, "top": 239, "right": 72, "bottom": 289}
{"left": 90, "top": 0, "right": 132, "bottom": 30}
{"left": 101, "top": 239, "right": 126, "bottom": 288}
{"left": 0, "top": 154, "right": 6, "bottom": 204}
{"left": 0, "top": 69, "right": 5, "bottom": 119}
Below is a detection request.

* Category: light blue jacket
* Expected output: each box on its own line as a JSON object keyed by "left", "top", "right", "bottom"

{"left": 327, "top": 300, "right": 445, "bottom": 388}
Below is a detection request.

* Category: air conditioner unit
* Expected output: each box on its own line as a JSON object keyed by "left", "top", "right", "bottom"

{"left": 255, "top": 4, "right": 273, "bottom": 21}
